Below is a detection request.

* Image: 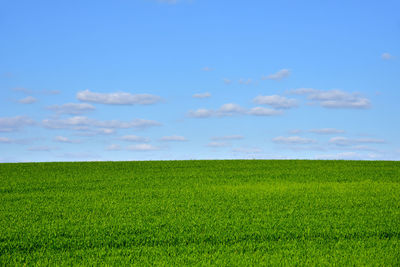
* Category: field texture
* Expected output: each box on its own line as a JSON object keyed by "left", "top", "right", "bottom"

{"left": 0, "top": 160, "right": 399, "bottom": 265}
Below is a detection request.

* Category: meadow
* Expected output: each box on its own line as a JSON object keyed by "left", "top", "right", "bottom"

{"left": 0, "top": 160, "right": 399, "bottom": 265}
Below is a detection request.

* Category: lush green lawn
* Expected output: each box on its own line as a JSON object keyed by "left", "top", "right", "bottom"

{"left": 0, "top": 160, "right": 399, "bottom": 265}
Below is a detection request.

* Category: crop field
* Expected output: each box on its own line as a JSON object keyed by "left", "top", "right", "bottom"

{"left": 0, "top": 160, "right": 399, "bottom": 265}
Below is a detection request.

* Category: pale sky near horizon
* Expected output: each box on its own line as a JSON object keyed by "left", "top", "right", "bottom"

{"left": 1, "top": 0, "right": 399, "bottom": 162}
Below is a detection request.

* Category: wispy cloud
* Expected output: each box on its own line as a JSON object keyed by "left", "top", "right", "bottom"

{"left": 160, "top": 135, "right": 187, "bottom": 141}
{"left": 381, "top": 52, "right": 393, "bottom": 60}
{"left": 106, "top": 144, "right": 122, "bottom": 151}
{"left": 47, "top": 103, "right": 95, "bottom": 115}
{"left": 189, "top": 103, "right": 282, "bottom": 118}
{"left": 253, "top": 95, "right": 298, "bottom": 109}
{"left": 28, "top": 146, "right": 56, "bottom": 152}
{"left": 309, "top": 128, "right": 345, "bottom": 134}
{"left": 77, "top": 90, "right": 162, "bottom": 105}
{"left": 223, "top": 78, "right": 232, "bottom": 85}
{"left": 54, "top": 136, "right": 81, "bottom": 143}
{"left": 207, "top": 142, "right": 230, "bottom": 148}
{"left": 262, "top": 69, "right": 290, "bottom": 81}
{"left": 42, "top": 116, "right": 161, "bottom": 130}
{"left": 127, "top": 144, "right": 160, "bottom": 151}
{"left": 232, "top": 147, "right": 262, "bottom": 154}
{"left": 239, "top": 78, "right": 252, "bottom": 85}
{"left": 291, "top": 88, "right": 371, "bottom": 109}
{"left": 272, "top": 136, "right": 316, "bottom": 144}
{"left": 192, "top": 92, "right": 211, "bottom": 99}
{"left": 329, "top": 136, "right": 385, "bottom": 146}
{"left": 0, "top": 116, "right": 34, "bottom": 132}
{"left": 247, "top": 107, "right": 283, "bottom": 116}
{"left": 18, "top": 96, "right": 37, "bottom": 104}
{"left": 211, "top": 135, "right": 244, "bottom": 141}
{"left": 202, "top": 67, "right": 213, "bottom": 72}
{"left": 120, "top": 135, "right": 150, "bottom": 142}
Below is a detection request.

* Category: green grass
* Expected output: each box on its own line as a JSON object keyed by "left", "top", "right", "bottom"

{"left": 0, "top": 160, "right": 399, "bottom": 265}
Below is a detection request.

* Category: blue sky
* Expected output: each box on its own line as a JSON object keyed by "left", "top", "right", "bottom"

{"left": 1, "top": 0, "right": 399, "bottom": 162}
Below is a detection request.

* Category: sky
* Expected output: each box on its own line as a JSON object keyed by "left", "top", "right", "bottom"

{"left": 1, "top": 0, "right": 399, "bottom": 162}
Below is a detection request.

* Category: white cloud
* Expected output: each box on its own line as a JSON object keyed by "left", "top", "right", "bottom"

{"left": 106, "top": 144, "right": 122, "bottom": 151}
{"left": 0, "top": 137, "right": 13, "bottom": 143}
{"left": 253, "top": 95, "right": 298, "bottom": 109}
{"left": 192, "top": 92, "right": 211, "bottom": 99}
{"left": 77, "top": 89, "right": 162, "bottom": 105}
{"left": 18, "top": 96, "right": 37, "bottom": 104}
{"left": 160, "top": 135, "right": 187, "bottom": 141}
{"left": 188, "top": 103, "right": 245, "bottom": 118}
{"left": 232, "top": 147, "right": 262, "bottom": 154}
{"left": 127, "top": 144, "right": 160, "bottom": 151}
{"left": 120, "top": 135, "right": 150, "bottom": 142}
{"left": 381, "top": 53, "right": 393, "bottom": 60}
{"left": 42, "top": 116, "right": 161, "bottom": 130}
{"left": 12, "top": 87, "right": 32, "bottom": 94}
{"left": 28, "top": 146, "right": 55, "bottom": 152}
{"left": 202, "top": 67, "right": 213, "bottom": 72}
{"left": 188, "top": 108, "right": 214, "bottom": 118}
{"left": 272, "top": 136, "right": 316, "bottom": 144}
{"left": 309, "top": 128, "right": 345, "bottom": 134}
{"left": 207, "top": 142, "right": 230, "bottom": 148}
{"left": 189, "top": 103, "right": 282, "bottom": 118}
{"left": 54, "top": 136, "right": 80, "bottom": 143}
{"left": 239, "top": 78, "right": 252, "bottom": 85}
{"left": 329, "top": 136, "right": 385, "bottom": 146}
{"left": 0, "top": 116, "right": 34, "bottom": 132}
{"left": 247, "top": 107, "right": 283, "bottom": 116}
{"left": 223, "top": 78, "right": 232, "bottom": 85}
{"left": 211, "top": 135, "right": 244, "bottom": 141}
{"left": 262, "top": 69, "right": 290, "bottom": 81}
{"left": 291, "top": 88, "right": 371, "bottom": 109}
{"left": 47, "top": 103, "right": 95, "bottom": 115}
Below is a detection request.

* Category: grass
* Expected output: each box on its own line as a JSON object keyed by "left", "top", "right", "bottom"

{"left": 0, "top": 160, "right": 399, "bottom": 265}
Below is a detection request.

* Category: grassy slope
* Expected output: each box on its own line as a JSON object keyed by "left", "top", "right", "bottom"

{"left": 0, "top": 160, "right": 399, "bottom": 265}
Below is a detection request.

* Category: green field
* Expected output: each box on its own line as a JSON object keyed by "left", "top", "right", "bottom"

{"left": 0, "top": 160, "right": 399, "bottom": 265}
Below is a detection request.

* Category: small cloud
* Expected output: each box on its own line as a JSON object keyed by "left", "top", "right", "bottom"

{"left": 47, "top": 103, "right": 95, "bottom": 115}
{"left": 247, "top": 107, "right": 283, "bottom": 116}
{"left": 189, "top": 103, "right": 282, "bottom": 118}
{"left": 77, "top": 90, "right": 162, "bottom": 105}
{"left": 211, "top": 135, "right": 244, "bottom": 141}
{"left": 28, "top": 146, "right": 55, "bottom": 152}
{"left": 289, "top": 129, "right": 302, "bottom": 134}
{"left": 207, "top": 142, "right": 230, "bottom": 148}
{"left": 188, "top": 108, "right": 214, "bottom": 118}
{"left": 18, "top": 96, "right": 37, "bottom": 104}
{"left": 42, "top": 90, "right": 61, "bottom": 95}
{"left": 239, "top": 78, "right": 252, "bottom": 85}
{"left": 291, "top": 88, "right": 371, "bottom": 109}
{"left": 262, "top": 69, "right": 290, "bottom": 81}
{"left": 202, "top": 67, "right": 213, "bottom": 72}
{"left": 272, "top": 136, "right": 316, "bottom": 144}
{"left": 160, "top": 135, "right": 187, "bottom": 142}
{"left": 54, "top": 136, "right": 80, "bottom": 143}
{"left": 309, "top": 128, "right": 345, "bottom": 134}
{"left": 253, "top": 95, "right": 298, "bottom": 109}
{"left": 42, "top": 116, "right": 161, "bottom": 130}
{"left": 12, "top": 87, "right": 32, "bottom": 94}
{"left": 127, "top": 144, "right": 160, "bottom": 151}
{"left": 381, "top": 53, "right": 393, "bottom": 60}
{"left": 106, "top": 144, "right": 122, "bottom": 151}
{"left": 329, "top": 136, "right": 385, "bottom": 146}
{"left": 192, "top": 92, "right": 211, "bottom": 99}
{"left": 120, "top": 135, "right": 150, "bottom": 142}
{"left": 232, "top": 147, "right": 262, "bottom": 154}
{"left": 157, "top": 0, "right": 179, "bottom": 4}
{"left": 0, "top": 116, "right": 34, "bottom": 132}
{"left": 0, "top": 137, "right": 13, "bottom": 143}
{"left": 223, "top": 78, "right": 232, "bottom": 85}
